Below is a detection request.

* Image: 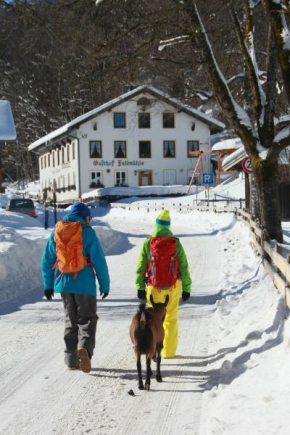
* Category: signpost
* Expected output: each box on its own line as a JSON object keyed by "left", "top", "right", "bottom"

{"left": 203, "top": 173, "right": 214, "bottom": 206}
{"left": 242, "top": 156, "right": 253, "bottom": 174}
{"left": 203, "top": 173, "right": 214, "bottom": 184}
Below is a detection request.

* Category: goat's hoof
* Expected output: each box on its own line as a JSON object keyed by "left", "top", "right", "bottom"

{"left": 145, "top": 382, "right": 150, "bottom": 391}
{"left": 156, "top": 374, "right": 162, "bottom": 383}
{"left": 138, "top": 384, "right": 145, "bottom": 390}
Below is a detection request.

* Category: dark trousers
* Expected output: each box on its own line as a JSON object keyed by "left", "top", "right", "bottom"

{"left": 61, "top": 293, "right": 98, "bottom": 368}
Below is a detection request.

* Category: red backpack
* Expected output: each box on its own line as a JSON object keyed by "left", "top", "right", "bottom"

{"left": 145, "top": 237, "right": 179, "bottom": 289}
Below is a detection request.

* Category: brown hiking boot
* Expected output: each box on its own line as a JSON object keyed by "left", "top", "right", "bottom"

{"left": 78, "top": 348, "right": 91, "bottom": 374}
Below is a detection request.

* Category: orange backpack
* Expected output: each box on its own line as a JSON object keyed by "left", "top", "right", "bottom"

{"left": 53, "top": 221, "right": 91, "bottom": 279}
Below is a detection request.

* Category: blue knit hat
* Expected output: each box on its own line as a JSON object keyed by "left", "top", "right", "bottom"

{"left": 70, "top": 202, "right": 91, "bottom": 219}
{"left": 155, "top": 209, "right": 171, "bottom": 227}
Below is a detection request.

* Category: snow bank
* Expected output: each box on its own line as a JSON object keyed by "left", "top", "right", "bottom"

{"left": 103, "top": 205, "right": 236, "bottom": 235}
{"left": 202, "top": 222, "right": 290, "bottom": 435}
{"left": 0, "top": 209, "right": 43, "bottom": 230}
{"left": 93, "top": 225, "right": 124, "bottom": 253}
{"left": 0, "top": 226, "right": 45, "bottom": 303}
{"left": 82, "top": 184, "right": 204, "bottom": 200}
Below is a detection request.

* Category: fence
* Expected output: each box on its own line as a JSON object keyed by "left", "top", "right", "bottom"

{"left": 111, "top": 201, "right": 290, "bottom": 308}
{"left": 236, "top": 208, "right": 290, "bottom": 308}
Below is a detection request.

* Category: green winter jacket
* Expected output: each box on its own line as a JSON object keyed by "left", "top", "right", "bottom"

{"left": 135, "top": 227, "right": 192, "bottom": 293}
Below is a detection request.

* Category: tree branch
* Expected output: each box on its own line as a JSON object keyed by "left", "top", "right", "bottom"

{"left": 263, "top": 0, "right": 290, "bottom": 104}
{"left": 183, "top": 1, "right": 258, "bottom": 156}
{"left": 229, "top": 1, "right": 265, "bottom": 135}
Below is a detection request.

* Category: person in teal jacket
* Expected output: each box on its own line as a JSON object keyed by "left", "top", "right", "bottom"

{"left": 41, "top": 201, "right": 110, "bottom": 373}
{"left": 135, "top": 209, "right": 192, "bottom": 358}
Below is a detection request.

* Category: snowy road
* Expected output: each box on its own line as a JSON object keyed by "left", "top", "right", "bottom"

{"left": 0, "top": 214, "right": 224, "bottom": 435}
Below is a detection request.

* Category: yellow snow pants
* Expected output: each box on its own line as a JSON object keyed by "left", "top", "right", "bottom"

{"left": 146, "top": 279, "right": 181, "bottom": 358}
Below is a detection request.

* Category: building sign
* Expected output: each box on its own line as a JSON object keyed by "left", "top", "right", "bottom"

{"left": 93, "top": 159, "right": 145, "bottom": 167}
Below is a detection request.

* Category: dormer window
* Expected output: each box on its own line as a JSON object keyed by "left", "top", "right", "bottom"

{"left": 114, "top": 112, "right": 126, "bottom": 128}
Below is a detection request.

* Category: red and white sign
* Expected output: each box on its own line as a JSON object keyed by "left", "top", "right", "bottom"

{"left": 242, "top": 156, "right": 253, "bottom": 174}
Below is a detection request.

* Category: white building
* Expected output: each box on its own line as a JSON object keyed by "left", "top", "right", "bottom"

{"left": 28, "top": 86, "right": 224, "bottom": 203}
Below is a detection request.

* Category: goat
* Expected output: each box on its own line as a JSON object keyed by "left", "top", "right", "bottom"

{"left": 129, "top": 294, "right": 169, "bottom": 391}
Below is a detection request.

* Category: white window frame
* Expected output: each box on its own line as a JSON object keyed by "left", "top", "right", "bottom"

{"left": 115, "top": 170, "right": 127, "bottom": 186}
{"left": 90, "top": 170, "right": 103, "bottom": 187}
{"left": 163, "top": 169, "right": 176, "bottom": 185}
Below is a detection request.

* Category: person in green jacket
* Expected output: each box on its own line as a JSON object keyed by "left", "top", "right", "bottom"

{"left": 135, "top": 209, "right": 192, "bottom": 358}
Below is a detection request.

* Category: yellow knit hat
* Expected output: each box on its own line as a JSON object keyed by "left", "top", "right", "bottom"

{"left": 156, "top": 209, "right": 171, "bottom": 227}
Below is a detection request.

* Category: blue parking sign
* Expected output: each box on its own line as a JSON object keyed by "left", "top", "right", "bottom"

{"left": 203, "top": 173, "right": 214, "bottom": 184}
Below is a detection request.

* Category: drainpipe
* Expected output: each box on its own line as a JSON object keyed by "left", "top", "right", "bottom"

{"left": 67, "top": 133, "right": 81, "bottom": 201}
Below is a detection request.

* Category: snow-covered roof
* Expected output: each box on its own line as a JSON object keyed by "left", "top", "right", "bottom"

{"left": 28, "top": 85, "right": 225, "bottom": 152}
{"left": 0, "top": 101, "right": 17, "bottom": 141}
{"left": 211, "top": 137, "right": 243, "bottom": 151}
{"left": 222, "top": 146, "right": 247, "bottom": 170}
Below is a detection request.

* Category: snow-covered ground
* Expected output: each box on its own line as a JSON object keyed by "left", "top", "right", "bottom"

{"left": 0, "top": 180, "right": 289, "bottom": 435}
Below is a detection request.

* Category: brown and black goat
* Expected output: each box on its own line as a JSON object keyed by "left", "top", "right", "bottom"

{"left": 129, "top": 294, "right": 169, "bottom": 391}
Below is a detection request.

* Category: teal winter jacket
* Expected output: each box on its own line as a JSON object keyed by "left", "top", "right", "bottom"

{"left": 41, "top": 214, "right": 110, "bottom": 297}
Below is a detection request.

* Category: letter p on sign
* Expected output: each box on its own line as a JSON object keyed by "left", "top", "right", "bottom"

{"left": 203, "top": 173, "right": 214, "bottom": 184}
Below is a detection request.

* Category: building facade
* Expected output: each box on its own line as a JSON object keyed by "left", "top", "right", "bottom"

{"left": 28, "top": 86, "right": 224, "bottom": 203}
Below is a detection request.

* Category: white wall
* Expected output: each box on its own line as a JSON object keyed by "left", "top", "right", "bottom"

{"left": 77, "top": 94, "right": 211, "bottom": 195}
{"left": 38, "top": 92, "right": 214, "bottom": 202}
{"left": 39, "top": 139, "right": 79, "bottom": 202}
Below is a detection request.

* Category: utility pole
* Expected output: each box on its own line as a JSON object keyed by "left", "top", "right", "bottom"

{"left": 53, "top": 179, "right": 57, "bottom": 224}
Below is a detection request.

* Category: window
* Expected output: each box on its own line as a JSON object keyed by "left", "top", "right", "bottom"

{"left": 163, "top": 113, "right": 175, "bottom": 128}
{"left": 67, "top": 145, "right": 70, "bottom": 162}
{"left": 114, "top": 141, "right": 126, "bottom": 158}
{"left": 44, "top": 155, "right": 46, "bottom": 168}
{"left": 73, "top": 172, "right": 76, "bottom": 186}
{"left": 187, "top": 140, "right": 199, "bottom": 157}
{"left": 114, "top": 112, "right": 126, "bottom": 128}
{"left": 90, "top": 171, "right": 102, "bottom": 187}
{"left": 115, "top": 171, "right": 127, "bottom": 186}
{"left": 48, "top": 154, "right": 50, "bottom": 167}
{"left": 68, "top": 174, "right": 70, "bottom": 186}
{"left": 139, "top": 141, "right": 151, "bottom": 158}
{"left": 164, "top": 170, "right": 176, "bottom": 185}
{"left": 163, "top": 141, "right": 175, "bottom": 158}
{"left": 89, "top": 141, "right": 102, "bottom": 158}
{"left": 57, "top": 149, "right": 60, "bottom": 166}
{"left": 52, "top": 152, "right": 55, "bottom": 168}
{"left": 72, "top": 142, "right": 75, "bottom": 160}
{"left": 41, "top": 157, "right": 43, "bottom": 170}
{"left": 62, "top": 147, "right": 65, "bottom": 164}
{"left": 138, "top": 112, "right": 150, "bottom": 128}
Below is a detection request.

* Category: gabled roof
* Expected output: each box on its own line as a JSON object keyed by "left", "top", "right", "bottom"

{"left": 28, "top": 85, "right": 225, "bottom": 152}
{"left": 0, "top": 101, "right": 17, "bottom": 141}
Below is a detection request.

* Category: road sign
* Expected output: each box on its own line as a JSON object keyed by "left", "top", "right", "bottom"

{"left": 242, "top": 156, "right": 253, "bottom": 174}
{"left": 203, "top": 173, "right": 214, "bottom": 184}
